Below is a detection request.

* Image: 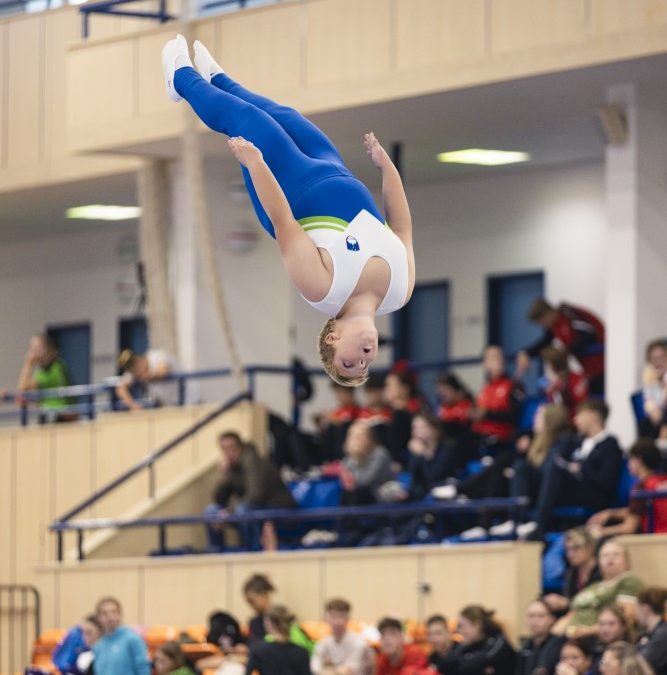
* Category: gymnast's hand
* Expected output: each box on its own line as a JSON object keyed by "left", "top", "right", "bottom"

{"left": 364, "top": 132, "right": 390, "bottom": 170}
{"left": 228, "top": 136, "right": 262, "bottom": 168}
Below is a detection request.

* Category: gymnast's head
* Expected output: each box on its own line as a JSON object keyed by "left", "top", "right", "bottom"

{"left": 318, "top": 316, "right": 377, "bottom": 386}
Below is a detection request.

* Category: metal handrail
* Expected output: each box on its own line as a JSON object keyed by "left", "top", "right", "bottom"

{"left": 630, "top": 488, "right": 667, "bottom": 534}
{"left": 50, "top": 496, "right": 530, "bottom": 560}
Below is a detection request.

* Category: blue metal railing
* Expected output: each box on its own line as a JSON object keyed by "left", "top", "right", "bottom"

{"left": 632, "top": 489, "right": 667, "bottom": 534}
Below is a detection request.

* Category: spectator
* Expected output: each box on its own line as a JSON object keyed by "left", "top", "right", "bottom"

{"left": 436, "top": 373, "right": 476, "bottom": 463}
{"left": 587, "top": 440, "right": 667, "bottom": 536}
{"left": 426, "top": 614, "right": 454, "bottom": 673}
{"left": 404, "top": 412, "right": 460, "bottom": 501}
{"left": 196, "top": 611, "right": 247, "bottom": 674}
{"left": 92, "top": 596, "right": 150, "bottom": 675}
{"left": 375, "top": 617, "right": 428, "bottom": 675}
{"left": 246, "top": 605, "right": 311, "bottom": 675}
{"left": 555, "top": 639, "right": 594, "bottom": 675}
{"left": 115, "top": 348, "right": 177, "bottom": 410}
{"left": 543, "top": 528, "right": 602, "bottom": 617}
{"left": 443, "top": 605, "right": 516, "bottom": 675}
{"left": 315, "top": 383, "right": 361, "bottom": 463}
{"left": 52, "top": 615, "right": 102, "bottom": 675}
{"left": 383, "top": 370, "right": 422, "bottom": 467}
{"left": 516, "top": 599, "right": 564, "bottom": 675}
{"left": 641, "top": 340, "right": 667, "bottom": 441}
{"left": 339, "top": 421, "right": 394, "bottom": 506}
{"left": 590, "top": 607, "right": 633, "bottom": 675}
{"left": 516, "top": 298, "right": 605, "bottom": 396}
{"left": 154, "top": 641, "right": 195, "bottom": 675}
{"left": 541, "top": 347, "right": 589, "bottom": 421}
{"left": 357, "top": 373, "right": 393, "bottom": 425}
{"left": 516, "top": 400, "right": 623, "bottom": 540}
{"left": 553, "top": 540, "right": 644, "bottom": 638}
{"left": 471, "top": 345, "right": 524, "bottom": 452}
{"left": 636, "top": 587, "right": 667, "bottom": 675}
{"left": 310, "top": 598, "right": 374, "bottom": 675}
{"left": 244, "top": 574, "right": 276, "bottom": 641}
{"left": 17, "top": 334, "right": 76, "bottom": 423}
{"left": 599, "top": 642, "right": 655, "bottom": 675}
{"left": 204, "top": 432, "right": 295, "bottom": 550}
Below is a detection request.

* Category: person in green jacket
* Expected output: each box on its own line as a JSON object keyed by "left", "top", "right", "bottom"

{"left": 17, "top": 334, "right": 75, "bottom": 422}
{"left": 154, "top": 641, "right": 195, "bottom": 675}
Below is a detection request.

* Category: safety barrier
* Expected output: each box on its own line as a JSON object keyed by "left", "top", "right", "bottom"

{"left": 633, "top": 489, "right": 667, "bottom": 533}
{"left": 0, "top": 585, "right": 40, "bottom": 675}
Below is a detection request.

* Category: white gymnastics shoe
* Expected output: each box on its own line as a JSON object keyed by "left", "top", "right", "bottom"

{"left": 162, "top": 33, "right": 192, "bottom": 102}
{"left": 193, "top": 39, "right": 224, "bottom": 82}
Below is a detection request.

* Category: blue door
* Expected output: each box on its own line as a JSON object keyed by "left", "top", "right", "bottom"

{"left": 394, "top": 281, "right": 450, "bottom": 406}
{"left": 46, "top": 323, "right": 92, "bottom": 385}
{"left": 487, "top": 272, "right": 545, "bottom": 394}
{"left": 118, "top": 316, "right": 148, "bottom": 362}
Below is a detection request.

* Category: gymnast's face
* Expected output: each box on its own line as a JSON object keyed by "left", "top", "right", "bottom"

{"left": 331, "top": 327, "right": 378, "bottom": 377}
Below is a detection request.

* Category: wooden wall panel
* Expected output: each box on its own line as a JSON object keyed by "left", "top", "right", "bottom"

{"left": 7, "top": 16, "right": 43, "bottom": 169}
{"left": 0, "top": 433, "right": 15, "bottom": 584}
{"left": 618, "top": 533, "right": 667, "bottom": 587}
{"left": 305, "top": 0, "right": 391, "bottom": 88}
{"left": 0, "top": 24, "right": 7, "bottom": 170}
{"left": 490, "top": 0, "right": 588, "bottom": 54}
{"left": 150, "top": 407, "right": 197, "bottom": 489}
{"left": 395, "top": 0, "right": 486, "bottom": 72}
{"left": 591, "top": 0, "right": 667, "bottom": 36}
{"left": 137, "top": 31, "right": 180, "bottom": 119}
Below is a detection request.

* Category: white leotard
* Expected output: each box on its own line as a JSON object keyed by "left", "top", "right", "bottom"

{"left": 298, "top": 209, "right": 409, "bottom": 318}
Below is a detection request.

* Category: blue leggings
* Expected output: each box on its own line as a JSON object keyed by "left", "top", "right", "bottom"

{"left": 174, "top": 67, "right": 383, "bottom": 237}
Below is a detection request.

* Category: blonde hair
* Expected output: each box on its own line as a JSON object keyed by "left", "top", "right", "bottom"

{"left": 317, "top": 318, "right": 369, "bottom": 388}
{"left": 527, "top": 404, "right": 570, "bottom": 466}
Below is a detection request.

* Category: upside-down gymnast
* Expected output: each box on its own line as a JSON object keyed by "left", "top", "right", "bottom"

{"left": 162, "top": 34, "right": 415, "bottom": 386}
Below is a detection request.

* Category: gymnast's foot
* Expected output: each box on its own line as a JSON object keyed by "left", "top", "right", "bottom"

{"left": 193, "top": 39, "right": 224, "bottom": 82}
{"left": 161, "top": 33, "right": 192, "bottom": 102}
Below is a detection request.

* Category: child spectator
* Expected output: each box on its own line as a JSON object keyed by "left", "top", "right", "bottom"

{"left": 636, "top": 587, "right": 667, "bottom": 675}
{"left": 196, "top": 611, "right": 247, "bottom": 674}
{"left": 517, "top": 298, "right": 605, "bottom": 396}
{"left": 52, "top": 615, "right": 102, "bottom": 675}
{"left": 357, "top": 373, "right": 392, "bottom": 425}
{"left": 426, "top": 615, "right": 454, "bottom": 673}
{"left": 641, "top": 339, "right": 667, "bottom": 440}
{"left": 115, "top": 348, "right": 178, "bottom": 410}
{"left": 310, "top": 598, "right": 374, "bottom": 675}
{"left": 587, "top": 439, "right": 667, "bottom": 536}
{"left": 555, "top": 639, "right": 594, "bottom": 675}
{"left": 590, "top": 607, "right": 632, "bottom": 675}
{"left": 244, "top": 574, "right": 276, "bottom": 641}
{"left": 375, "top": 617, "right": 428, "bottom": 675}
{"left": 599, "top": 642, "right": 655, "bottom": 675}
{"left": 516, "top": 600, "right": 564, "bottom": 675}
{"left": 383, "top": 370, "right": 423, "bottom": 468}
{"left": 436, "top": 373, "right": 475, "bottom": 459}
{"left": 541, "top": 347, "right": 589, "bottom": 420}
{"left": 246, "top": 605, "right": 311, "bottom": 675}
{"left": 154, "top": 641, "right": 195, "bottom": 675}
{"left": 316, "top": 383, "right": 361, "bottom": 463}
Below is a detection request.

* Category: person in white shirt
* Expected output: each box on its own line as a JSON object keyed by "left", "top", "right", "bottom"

{"left": 115, "top": 349, "right": 178, "bottom": 411}
{"left": 311, "top": 599, "right": 374, "bottom": 675}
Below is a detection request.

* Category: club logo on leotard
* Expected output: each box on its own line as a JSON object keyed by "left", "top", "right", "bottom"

{"left": 346, "top": 235, "right": 360, "bottom": 252}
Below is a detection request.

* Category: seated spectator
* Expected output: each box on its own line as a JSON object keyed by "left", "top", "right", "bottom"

{"left": 553, "top": 540, "right": 644, "bottom": 638}
{"left": 340, "top": 421, "right": 394, "bottom": 506}
{"left": 204, "top": 432, "right": 295, "bottom": 550}
{"left": 470, "top": 345, "right": 524, "bottom": 453}
{"left": 590, "top": 607, "right": 633, "bottom": 675}
{"left": 599, "top": 642, "right": 655, "bottom": 675}
{"left": 641, "top": 339, "right": 667, "bottom": 442}
{"left": 555, "top": 639, "right": 594, "bottom": 675}
{"left": 426, "top": 614, "right": 454, "bottom": 673}
{"left": 310, "top": 598, "right": 374, "bottom": 675}
{"left": 543, "top": 528, "right": 602, "bottom": 617}
{"left": 516, "top": 400, "right": 623, "bottom": 540}
{"left": 516, "top": 599, "right": 564, "bottom": 675}
{"left": 244, "top": 574, "right": 275, "bottom": 641}
{"left": 436, "top": 373, "right": 476, "bottom": 462}
{"left": 636, "top": 587, "right": 667, "bottom": 675}
{"left": 115, "top": 348, "right": 177, "bottom": 410}
{"left": 17, "top": 334, "right": 76, "bottom": 423}
{"left": 315, "top": 384, "right": 361, "bottom": 463}
{"left": 246, "top": 605, "right": 311, "bottom": 675}
{"left": 383, "top": 370, "right": 423, "bottom": 467}
{"left": 52, "top": 615, "right": 102, "bottom": 675}
{"left": 516, "top": 298, "right": 605, "bottom": 396}
{"left": 357, "top": 373, "right": 392, "bottom": 425}
{"left": 196, "top": 611, "right": 248, "bottom": 673}
{"left": 541, "top": 347, "right": 589, "bottom": 420}
{"left": 403, "top": 412, "right": 460, "bottom": 501}
{"left": 587, "top": 440, "right": 667, "bottom": 536}
{"left": 154, "top": 641, "right": 195, "bottom": 675}
{"left": 375, "top": 617, "right": 428, "bottom": 675}
{"left": 442, "top": 605, "right": 516, "bottom": 675}
{"left": 93, "top": 596, "right": 150, "bottom": 675}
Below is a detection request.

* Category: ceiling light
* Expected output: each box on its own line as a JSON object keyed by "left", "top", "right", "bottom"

{"left": 66, "top": 205, "right": 142, "bottom": 221}
{"left": 436, "top": 149, "right": 531, "bottom": 166}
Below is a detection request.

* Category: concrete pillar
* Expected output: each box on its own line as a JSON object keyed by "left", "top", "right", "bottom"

{"left": 604, "top": 83, "right": 667, "bottom": 445}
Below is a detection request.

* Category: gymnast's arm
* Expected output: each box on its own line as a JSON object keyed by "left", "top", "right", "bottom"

{"left": 228, "top": 137, "right": 331, "bottom": 302}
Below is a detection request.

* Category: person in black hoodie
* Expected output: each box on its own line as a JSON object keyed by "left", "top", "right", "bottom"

{"left": 637, "top": 587, "right": 667, "bottom": 675}
{"left": 441, "top": 605, "right": 516, "bottom": 675}
{"left": 517, "top": 600, "right": 565, "bottom": 675}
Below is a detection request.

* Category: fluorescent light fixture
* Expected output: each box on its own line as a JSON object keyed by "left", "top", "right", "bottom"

{"left": 66, "top": 205, "right": 142, "bottom": 221}
{"left": 436, "top": 148, "right": 531, "bottom": 166}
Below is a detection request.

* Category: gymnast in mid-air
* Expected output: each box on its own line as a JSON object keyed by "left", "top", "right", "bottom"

{"left": 162, "top": 34, "right": 415, "bottom": 386}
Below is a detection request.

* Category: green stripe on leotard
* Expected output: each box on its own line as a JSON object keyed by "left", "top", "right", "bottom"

{"left": 297, "top": 214, "right": 391, "bottom": 232}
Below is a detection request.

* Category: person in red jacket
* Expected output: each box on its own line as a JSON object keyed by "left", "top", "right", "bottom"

{"left": 541, "top": 347, "right": 589, "bottom": 421}
{"left": 471, "top": 346, "right": 524, "bottom": 451}
{"left": 517, "top": 298, "right": 605, "bottom": 395}
{"left": 375, "top": 617, "right": 428, "bottom": 675}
